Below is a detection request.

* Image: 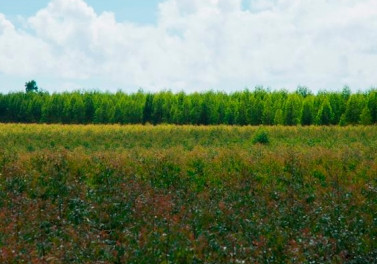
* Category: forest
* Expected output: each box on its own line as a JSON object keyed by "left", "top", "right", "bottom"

{"left": 1, "top": 86, "right": 377, "bottom": 125}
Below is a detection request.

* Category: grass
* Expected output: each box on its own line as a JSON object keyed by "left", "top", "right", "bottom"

{"left": 0, "top": 124, "right": 377, "bottom": 263}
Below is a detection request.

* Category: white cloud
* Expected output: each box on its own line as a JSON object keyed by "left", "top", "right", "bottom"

{"left": 0, "top": 14, "right": 54, "bottom": 77}
{"left": 0, "top": 0, "right": 377, "bottom": 93}
{"left": 0, "top": 14, "right": 15, "bottom": 32}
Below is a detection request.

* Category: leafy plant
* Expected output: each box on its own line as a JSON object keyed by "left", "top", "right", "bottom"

{"left": 252, "top": 129, "right": 269, "bottom": 144}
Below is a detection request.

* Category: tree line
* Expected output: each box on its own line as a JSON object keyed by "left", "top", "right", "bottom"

{"left": 0, "top": 86, "right": 377, "bottom": 125}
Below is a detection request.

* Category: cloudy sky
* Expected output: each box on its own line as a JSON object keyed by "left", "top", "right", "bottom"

{"left": 0, "top": 0, "right": 377, "bottom": 93}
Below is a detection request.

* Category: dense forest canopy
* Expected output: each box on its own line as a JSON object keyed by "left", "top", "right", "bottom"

{"left": 0, "top": 86, "right": 377, "bottom": 125}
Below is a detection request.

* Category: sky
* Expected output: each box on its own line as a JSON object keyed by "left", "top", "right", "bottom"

{"left": 0, "top": 0, "right": 377, "bottom": 93}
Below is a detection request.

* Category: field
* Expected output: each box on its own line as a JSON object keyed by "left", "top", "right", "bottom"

{"left": 1, "top": 124, "right": 377, "bottom": 263}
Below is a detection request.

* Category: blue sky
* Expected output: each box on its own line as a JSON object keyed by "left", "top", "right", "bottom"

{"left": 0, "top": 0, "right": 377, "bottom": 93}
{"left": 0, "top": 0, "right": 161, "bottom": 24}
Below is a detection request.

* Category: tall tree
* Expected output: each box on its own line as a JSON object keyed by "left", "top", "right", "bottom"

{"left": 344, "top": 94, "right": 363, "bottom": 124}
{"left": 360, "top": 106, "right": 372, "bottom": 125}
{"left": 316, "top": 98, "right": 334, "bottom": 125}
{"left": 262, "top": 95, "right": 274, "bottom": 125}
{"left": 142, "top": 94, "right": 154, "bottom": 124}
{"left": 274, "top": 109, "right": 284, "bottom": 125}
{"left": 301, "top": 97, "right": 314, "bottom": 126}
{"left": 296, "top": 86, "right": 312, "bottom": 98}
{"left": 284, "top": 94, "right": 302, "bottom": 125}
{"left": 367, "top": 90, "right": 377, "bottom": 123}
{"left": 25, "top": 80, "right": 38, "bottom": 93}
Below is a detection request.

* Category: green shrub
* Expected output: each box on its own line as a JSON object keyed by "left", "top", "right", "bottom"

{"left": 252, "top": 129, "right": 269, "bottom": 144}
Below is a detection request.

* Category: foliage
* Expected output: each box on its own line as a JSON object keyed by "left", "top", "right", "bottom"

{"left": 0, "top": 125, "right": 377, "bottom": 262}
{"left": 0, "top": 88, "right": 377, "bottom": 125}
{"left": 252, "top": 128, "right": 269, "bottom": 144}
{"left": 360, "top": 106, "right": 372, "bottom": 125}
{"left": 25, "top": 80, "right": 38, "bottom": 93}
{"left": 316, "top": 98, "right": 334, "bottom": 125}
{"left": 344, "top": 94, "right": 364, "bottom": 125}
{"left": 296, "top": 86, "right": 312, "bottom": 98}
{"left": 301, "top": 96, "right": 314, "bottom": 125}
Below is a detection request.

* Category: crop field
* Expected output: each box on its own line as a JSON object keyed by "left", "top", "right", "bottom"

{"left": 1, "top": 124, "right": 377, "bottom": 263}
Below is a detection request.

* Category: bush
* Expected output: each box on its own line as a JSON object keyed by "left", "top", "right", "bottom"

{"left": 252, "top": 129, "right": 269, "bottom": 144}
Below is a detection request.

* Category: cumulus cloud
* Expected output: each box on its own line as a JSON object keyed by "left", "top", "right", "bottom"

{"left": 0, "top": 14, "right": 54, "bottom": 77}
{"left": 0, "top": 0, "right": 377, "bottom": 92}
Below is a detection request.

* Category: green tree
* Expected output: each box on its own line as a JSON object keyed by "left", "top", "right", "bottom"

{"left": 344, "top": 94, "right": 363, "bottom": 124}
{"left": 41, "top": 95, "right": 64, "bottom": 123}
{"left": 296, "top": 86, "right": 312, "bottom": 98}
{"left": 301, "top": 97, "right": 314, "bottom": 126}
{"left": 199, "top": 101, "right": 210, "bottom": 125}
{"left": 328, "top": 93, "right": 344, "bottom": 124}
{"left": 151, "top": 94, "right": 164, "bottom": 125}
{"left": 225, "top": 101, "right": 238, "bottom": 125}
{"left": 237, "top": 95, "right": 248, "bottom": 125}
{"left": 171, "top": 92, "right": 185, "bottom": 124}
{"left": 367, "top": 90, "right": 377, "bottom": 123}
{"left": 339, "top": 114, "right": 347, "bottom": 126}
{"left": 143, "top": 94, "right": 154, "bottom": 124}
{"left": 360, "top": 106, "right": 372, "bottom": 125}
{"left": 262, "top": 95, "right": 274, "bottom": 125}
{"left": 189, "top": 93, "right": 202, "bottom": 124}
{"left": 70, "top": 95, "right": 86, "bottom": 124}
{"left": 25, "top": 80, "right": 38, "bottom": 93}
{"left": 250, "top": 96, "right": 264, "bottom": 125}
{"left": 84, "top": 94, "right": 95, "bottom": 123}
{"left": 342, "top": 86, "right": 351, "bottom": 101}
{"left": 284, "top": 94, "right": 302, "bottom": 125}
{"left": 316, "top": 99, "right": 334, "bottom": 125}
{"left": 274, "top": 109, "right": 284, "bottom": 125}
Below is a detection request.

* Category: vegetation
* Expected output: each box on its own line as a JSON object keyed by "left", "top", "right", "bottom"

{"left": 1, "top": 87, "right": 377, "bottom": 125}
{"left": 25, "top": 80, "right": 38, "bottom": 93}
{"left": 1, "top": 124, "right": 377, "bottom": 263}
{"left": 252, "top": 129, "right": 269, "bottom": 144}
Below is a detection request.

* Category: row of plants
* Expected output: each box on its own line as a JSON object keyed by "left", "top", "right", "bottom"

{"left": 0, "top": 124, "right": 376, "bottom": 153}
{"left": 1, "top": 87, "right": 377, "bottom": 125}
